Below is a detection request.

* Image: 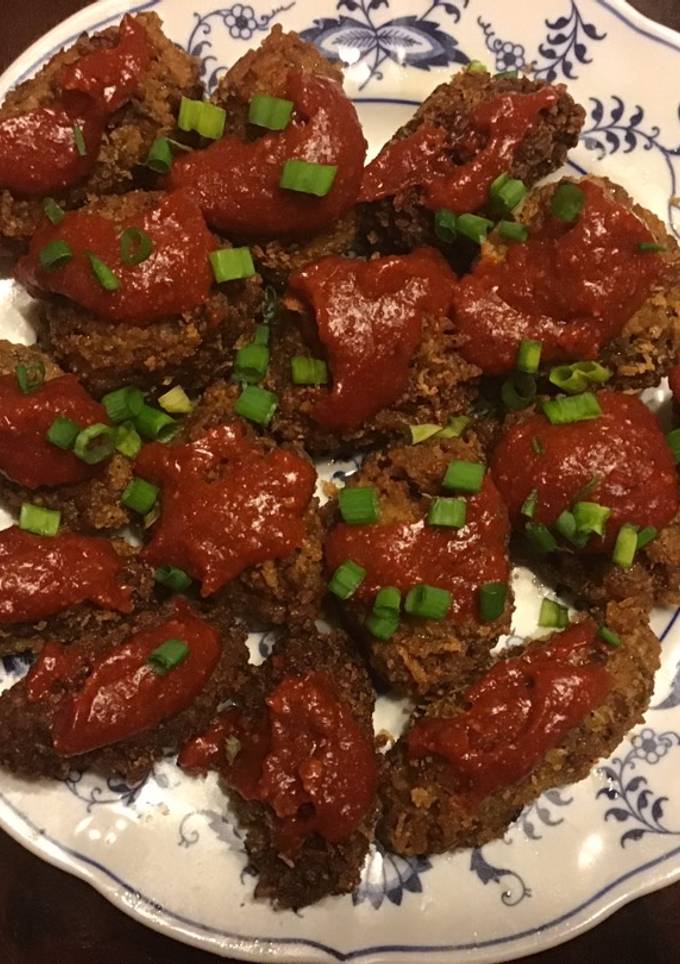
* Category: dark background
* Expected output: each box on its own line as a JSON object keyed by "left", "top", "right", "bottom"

{"left": 1, "top": 1, "right": 680, "bottom": 962}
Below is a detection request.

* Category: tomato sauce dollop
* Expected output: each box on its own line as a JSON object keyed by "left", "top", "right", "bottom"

{"left": 0, "top": 526, "right": 133, "bottom": 624}
{"left": 325, "top": 473, "right": 510, "bottom": 622}
{"left": 0, "top": 15, "right": 150, "bottom": 197}
{"left": 179, "top": 671, "right": 377, "bottom": 851}
{"left": 136, "top": 422, "right": 317, "bottom": 595}
{"left": 287, "top": 248, "right": 458, "bottom": 433}
{"left": 166, "top": 71, "right": 367, "bottom": 239}
{"left": 25, "top": 599, "right": 221, "bottom": 756}
{"left": 454, "top": 181, "right": 665, "bottom": 374}
{"left": 359, "top": 88, "right": 558, "bottom": 210}
{"left": 408, "top": 621, "right": 612, "bottom": 801}
{"left": 16, "top": 191, "right": 215, "bottom": 325}
{"left": 491, "top": 391, "right": 679, "bottom": 551}
{"left": 0, "top": 373, "right": 108, "bottom": 488}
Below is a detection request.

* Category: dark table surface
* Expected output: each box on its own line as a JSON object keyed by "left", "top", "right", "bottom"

{"left": 2, "top": 1, "right": 680, "bottom": 962}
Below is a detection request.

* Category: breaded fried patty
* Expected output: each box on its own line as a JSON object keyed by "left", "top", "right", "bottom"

{"left": 378, "top": 600, "right": 659, "bottom": 856}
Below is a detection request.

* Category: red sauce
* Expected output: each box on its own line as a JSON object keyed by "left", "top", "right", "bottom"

{"left": 0, "top": 373, "right": 108, "bottom": 488}
{"left": 179, "top": 671, "right": 377, "bottom": 851}
{"left": 359, "top": 89, "right": 558, "bottom": 210}
{"left": 136, "top": 422, "right": 317, "bottom": 595}
{"left": 454, "top": 181, "right": 665, "bottom": 374}
{"left": 669, "top": 364, "right": 680, "bottom": 406}
{"left": 28, "top": 600, "right": 221, "bottom": 756}
{"left": 325, "top": 473, "right": 510, "bottom": 622}
{"left": 26, "top": 641, "right": 89, "bottom": 703}
{"left": 287, "top": 248, "right": 458, "bottom": 432}
{"left": 407, "top": 620, "right": 612, "bottom": 801}
{"left": 16, "top": 191, "right": 215, "bottom": 325}
{"left": 166, "top": 71, "right": 367, "bottom": 239}
{"left": 59, "top": 15, "right": 151, "bottom": 113}
{"left": 0, "top": 526, "right": 133, "bottom": 624}
{"left": 491, "top": 391, "right": 679, "bottom": 550}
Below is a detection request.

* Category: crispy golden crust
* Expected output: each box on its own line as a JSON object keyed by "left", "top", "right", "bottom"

{"left": 324, "top": 434, "right": 512, "bottom": 697}
{"left": 0, "top": 539, "right": 153, "bottom": 658}
{"left": 223, "top": 625, "right": 380, "bottom": 908}
{"left": 29, "top": 191, "right": 263, "bottom": 395}
{"left": 0, "top": 13, "right": 202, "bottom": 251}
{"left": 361, "top": 71, "right": 585, "bottom": 252}
{"left": 0, "top": 602, "right": 250, "bottom": 782}
{"left": 378, "top": 600, "right": 660, "bottom": 856}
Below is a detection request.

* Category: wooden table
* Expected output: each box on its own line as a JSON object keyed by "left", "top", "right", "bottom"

{"left": 1, "top": 1, "right": 680, "bottom": 962}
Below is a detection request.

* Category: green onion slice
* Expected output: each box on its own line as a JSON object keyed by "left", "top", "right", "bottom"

{"left": 39, "top": 240, "right": 73, "bottom": 271}
{"left": 73, "top": 423, "right": 115, "bottom": 464}
{"left": 366, "top": 586, "right": 401, "bottom": 640}
{"left": 517, "top": 339, "right": 542, "bottom": 375}
{"left": 521, "top": 489, "right": 538, "bottom": 518}
{"left": 43, "top": 198, "right": 65, "bottom": 225}
{"left": 404, "top": 584, "right": 451, "bottom": 621}
{"left": 542, "top": 392, "right": 602, "bottom": 425}
{"left": 15, "top": 361, "right": 45, "bottom": 395}
{"left": 612, "top": 523, "right": 639, "bottom": 569}
{"left": 47, "top": 415, "right": 81, "bottom": 450}
{"left": 489, "top": 172, "right": 527, "bottom": 215}
{"left": 154, "top": 565, "right": 192, "bottom": 592}
{"left": 234, "top": 344, "right": 270, "bottom": 384}
{"left": 120, "top": 227, "right": 153, "bottom": 266}
{"left": 573, "top": 501, "right": 611, "bottom": 538}
{"left": 134, "top": 404, "right": 178, "bottom": 442}
{"left": 598, "top": 625, "right": 621, "bottom": 648}
{"left": 434, "top": 209, "right": 457, "bottom": 243}
{"left": 87, "top": 252, "right": 121, "bottom": 291}
{"left": 158, "top": 386, "right": 193, "bottom": 415}
{"left": 526, "top": 521, "right": 557, "bottom": 554}
{"left": 638, "top": 241, "right": 666, "bottom": 253}
{"left": 666, "top": 428, "right": 680, "bottom": 464}
{"left": 19, "top": 502, "right": 60, "bottom": 537}
{"left": 254, "top": 323, "right": 270, "bottom": 346}
{"left": 636, "top": 526, "right": 658, "bottom": 550}
{"left": 410, "top": 423, "right": 441, "bottom": 445}
{"left": 178, "top": 97, "right": 226, "bottom": 139}
{"left": 437, "top": 416, "right": 470, "bottom": 438}
{"left": 410, "top": 417, "right": 470, "bottom": 444}
{"left": 114, "top": 422, "right": 142, "bottom": 459}
{"left": 102, "top": 386, "right": 145, "bottom": 423}
{"left": 328, "top": 559, "right": 366, "bottom": 599}
{"left": 502, "top": 372, "right": 536, "bottom": 411}
{"left": 234, "top": 385, "right": 278, "bottom": 426}
{"left": 456, "top": 212, "right": 494, "bottom": 245}
{"left": 122, "top": 476, "right": 159, "bottom": 514}
{"left": 498, "top": 219, "right": 529, "bottom": 243}
{"left": 280, "top": 159, "right": 337, "bottom": 197}
{"left": 210, "top": 247, "right": 255, "bottom": 283}
{"left": 442, "top": 459, "right": 485, "bottom": 494}
{"left": 539, "top": 598, "right": 569, "bottom": 629}
{"left": 554, "top": 509, "right": 577, "bottom": 542}
{"left": 146, "top": 137, "right": 174, "bottom": 174}
{"left": 291, "top": 356, "right": 329, "bottom": 385}
{"left": 248, "top": 94, "right": 294, "bottom": 130}
{"left": 549, "top": 361, "right": 611, "bottom": 394}
{"left": 427, "top": 496, "right": 467, "bottom": 528}
{"left": 339, "top": 486, "right": 380, "bottom": 525}
{"left": 550, "top": 182, "right": 585, "bottom": 222}
{"left": 480, "top": 581, "right": 507, "bottom": 621}
{"left": 73, "top": 123, "right": 87, "bottom": 156}
{"left": 147, "top": 638, "right": 189, "bottom": 675}
{"left": 466, "top": 60, "right": 488, "bottom": 73}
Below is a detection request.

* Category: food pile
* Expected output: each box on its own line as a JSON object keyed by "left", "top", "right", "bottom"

{"left": 0, "top": 12, "right": 679, "bottom": 909}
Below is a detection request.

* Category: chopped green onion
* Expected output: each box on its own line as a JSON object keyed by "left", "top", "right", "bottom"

{"left": 143, "top": 503, "right": 160, "bottom": 530}
{"left": 19, "top": 503, "right": 60, "bottom": 537}
{"left": 254, "top": 323, "right": 270, "bottom": 346}
{"left": 437, "top": 416, "right": 470, "bottom": 438}
{"left": 521, "top": 489, "right": 538, "bottom": 518}
{"left": 134, "top": 404, "right": 178, "bottom": 442}
{"left": 225, "top": 735, "right": 242, "bottom": 763}
{"left": 442, "top": 459, "right": 485, "bottom": 493}
{"left": 235, "top": 344, "right": 270, "bottom": 384}
{"left": 371, "top": 586, "right": 401, "bottom": 614}
{"left": 366, "top": 586, "right": 401, "bottom": 640}
{"left": 466, "top": 60, "right": 488, "bottom": 73}
{"left": 120, "top": 227, "right": 153, "bottom": 266}
{"left": 404, "top": 584, "right": 451, "bottom": 621}
{"left": 47, "top": 415, "right": 81, "bottom": 450}
{"left": 612, "top": 523, "right": 639, "bottom": 568}
{"left": 102, "top": 386, "right": 145, "bottom": 423}
{"left": 539, "top": 598, "right": 569, "bottom": 629}
{"left": 39, "top": 240, "right": 72, "bottom": 271}
{"left": 554, "top": 509, "right": 577, "bottom": 542}
{"left": 87, "top": 252, "right": 121, "bottom": 291}
{"left": 666, "top": 428, "right": 680, "bottom": 464}
{"left": 147, "top": 638, "right": 189, "bottom": 675}
{"left": 328, "top": 559, "right": 366, "bottom": 599}
{"left": 210, "top": 247, "right": 255, "bottom": 282}
{"left": 280, "top": 159, "right": 337, "bottom": 197}
{"left": 410, "top": 417, "right": 470, "bottom": 444}
{"left": 456, "top": 212, "right": 493, "bottom": 245}
{"left": 427, "top": 496, "right": 466, "bottom": 528}
{"left": 114, "top": 422, "right": 142, "bottom": 459}
{"left": 479, "top": 581, "right": 507, "bottom": 621}
{"left": 146, "top": 137, "right": 174, "bottom": 174}
{"left": 598, "top": 625, "right": 621, "bottom": 648}
{"left": 434, "top": 209, "right": 457, "bottom": 243}
{"left": 550, "top": 182, "right": 585, "bottom": 222}
{"left": 502, "top": 372, "right": 536, "bottom": 411}
{"left": 291, "top": 356, "right": 328, "bottom": 385}
{"left": 549, "top": 361, "right": 611, "bottom": 394}
{"left": 496, "top": 68, "right": 519, "bottom": 78}
{"left": 43, "top": 197, "right": 65, "bottom": 225}
{"left": 158, "top": 386, "right": 193, "bottom": 415}
{"left": 489, "top": 172, "right": 527, "bottom": 215}
{"left": 636, "top": 526, "right": 658, "bottom": 550}
{"left": 498, "top": 219, "right": 528, "bottom": 243}
{"left": 178, "top": 97, "right": 226, "bottom": 139}
{"left": 154, "top": 565, "right": 192, "bottom": 592}
{"left": 410, "top": 423, "right": 441, "bottom": 444}
{"left": 73, "top": 123, "right": 87, "bottom": 156}
{"left": 339, "top": 486, "right": 380, "bottom": 525}
{"left": 526, "top": 521, "right": 557, "bottom": 554}
{"left": 638, "top": 241, "right": 666, "bottom": 253}
{"left": 573, "top": 501, "right": 611, "bottom": 539}
{"left": 517, "top": 339, "right": 542, "bottom": 375}
{"left": 122, "top": 476, "right": 159, "bottom": 514}
{"left": 73, "top": 423, "right": 115, "bottom": 464}
{"left": 531, "top": 436, "right": 544, "bottom": 455}
{"left": 542, "top": 392, "right": 602, "bottom": 425}
{"left": 15, "top": 361, "right": 45, "bottom": 395}
{"left": 248, "top": 94, "right": 294, "bottom": 131}
{"left": 234, "top": 385, "right": 278, "bottom": 426}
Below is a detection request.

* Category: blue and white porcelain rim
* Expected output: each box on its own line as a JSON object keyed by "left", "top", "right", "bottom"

{"left": 1, "top": 1, "right": 680, "bottom": 961}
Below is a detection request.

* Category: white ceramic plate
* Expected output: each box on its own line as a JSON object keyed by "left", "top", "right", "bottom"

{"left": 2, "top": 1, "right": 680, "bottom": 961}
